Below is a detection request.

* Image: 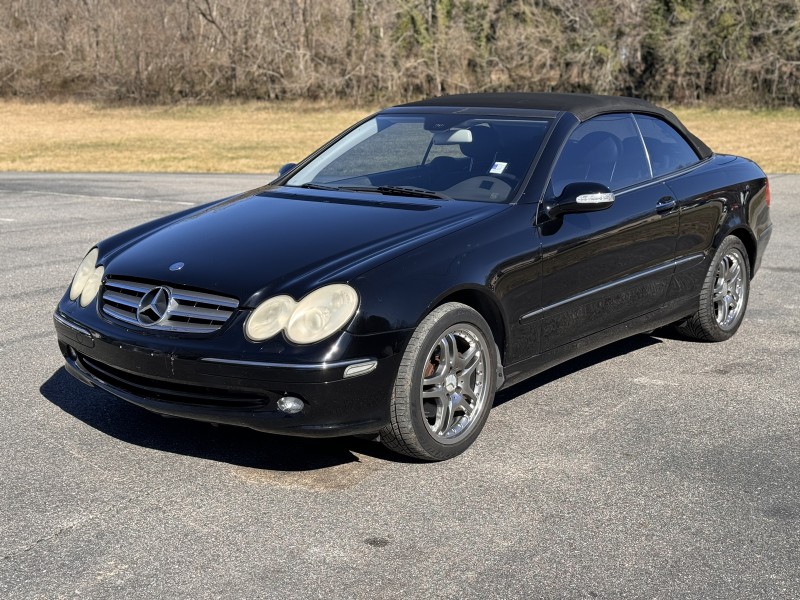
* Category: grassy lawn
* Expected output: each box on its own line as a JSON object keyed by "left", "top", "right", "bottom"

{"left": 675, "top": 107, "right": 800, "bottom": 174}
{"left": 0, "top": 101, "right": 372, "bottom": 174}
{"left": 1, "top": 101, "right": 797, "bottom": 173}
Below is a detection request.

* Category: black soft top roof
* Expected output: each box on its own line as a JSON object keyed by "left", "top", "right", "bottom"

{"left": 398, "top": 92, "right": 712, "bottom": 159}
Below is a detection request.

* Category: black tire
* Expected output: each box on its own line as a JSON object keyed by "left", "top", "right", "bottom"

{"left": 380, "top": 302, "right": 497, "bottom": 461}
{"left": 677, "top": 235, "right": 750, "bottom": 342}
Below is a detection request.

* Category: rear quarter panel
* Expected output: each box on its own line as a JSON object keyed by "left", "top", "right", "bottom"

{"left": 665, "top": 155, "right": 769, "bottom": 272}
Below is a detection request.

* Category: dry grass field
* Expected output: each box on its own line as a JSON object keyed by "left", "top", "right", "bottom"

{"left": 1, "top": 101, "right": 798, "bottom": 174}
{"left": 0, "top": 101, "right": 371, "bottom": 174}
{"left": 676, "top": 108, "right": 800, "bottom": 174}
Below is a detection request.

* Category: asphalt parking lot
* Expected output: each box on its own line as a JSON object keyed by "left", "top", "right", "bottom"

{"left": 1, "top": 172, "right": 798, "bottom": 599}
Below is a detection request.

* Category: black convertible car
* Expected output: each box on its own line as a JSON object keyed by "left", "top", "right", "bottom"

{"left": 54, "top": 93, "right": 772, "bottom": 460}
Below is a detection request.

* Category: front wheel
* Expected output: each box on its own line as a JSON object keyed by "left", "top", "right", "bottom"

{"left": 678, "top": 235, "right": 751, "bottom": 342}
{"left": 380, "top": 303, "right": 497, "bottom": 461}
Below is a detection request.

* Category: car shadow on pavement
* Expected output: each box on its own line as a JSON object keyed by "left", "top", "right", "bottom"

{"left": 40, "top": 333, "right": 662, "bottom": 469}
{"left": 39, "top": 367, "right": 411, "bottom": 470}
{"left": 494, "top": 333, "right": 663, "bottom": 406}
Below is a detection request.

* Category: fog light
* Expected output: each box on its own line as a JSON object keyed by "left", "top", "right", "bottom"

{"left": 277, "top": 396, "right": 304, "bottom": 414}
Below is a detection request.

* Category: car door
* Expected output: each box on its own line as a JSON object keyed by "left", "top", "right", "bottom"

{"left": 535, "top": 113, "right": 680, "bottom": 352}
{"left": 632, "top": 114, "right": 711, "bottom": 299}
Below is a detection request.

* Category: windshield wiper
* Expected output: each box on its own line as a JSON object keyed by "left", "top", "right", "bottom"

{"left": 297, "top": 182, "right": 449, "bottom": 200}
{"left": 338, "top": 185, "right": 450, "bottom": 200}
{"left": 298, "top": 182, "right": 341, "bottom": 191}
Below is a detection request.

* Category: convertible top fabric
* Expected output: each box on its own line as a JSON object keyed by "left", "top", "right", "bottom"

{"left": 399, "top": 92, "right": 712, "bottom": 159}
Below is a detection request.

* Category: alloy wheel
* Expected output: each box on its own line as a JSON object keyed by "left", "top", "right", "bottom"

{"left": 713, "top": 249, "right": 746, "bottom": 330}
{"left": 420, "top": 325, "right": 490, "bottom": 444}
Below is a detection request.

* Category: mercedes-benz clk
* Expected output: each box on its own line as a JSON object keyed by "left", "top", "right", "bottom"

{"left": 54, "top": 93, "right": 772, "bottom": 460}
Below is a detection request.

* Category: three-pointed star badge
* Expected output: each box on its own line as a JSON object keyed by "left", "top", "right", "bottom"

{"left": 136, "top": 286, "right": 171, "bottom": 325}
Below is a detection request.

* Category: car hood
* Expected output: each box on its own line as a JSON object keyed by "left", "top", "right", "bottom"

{"left": 102, "top": 188, "right": 507, "bottom": 306}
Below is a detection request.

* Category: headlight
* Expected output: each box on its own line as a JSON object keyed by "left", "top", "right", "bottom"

{"left": 244, "top": 295, "right": 296, "bottom": 341}
{"left": 286, "top": 284, "right": 359, "bottom": 344}
{"left": 80, "top": 266, "right": 104, "bottom": 307}
{"left": 245, "top": 284, "right": 359, "bottom": 344}
{"left": 69, "top": 248, "right": 99, "bottom": 301}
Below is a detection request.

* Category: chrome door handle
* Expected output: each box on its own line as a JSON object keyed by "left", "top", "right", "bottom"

{"left": 656, "top": 196, "right": 676, "bottom": 212}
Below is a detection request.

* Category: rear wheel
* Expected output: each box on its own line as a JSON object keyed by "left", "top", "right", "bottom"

{"left": 380, "top": 303, "right": 497, "bottom": 461}
{"left": 677, "top": 235, "right": 750, "bottom": 342}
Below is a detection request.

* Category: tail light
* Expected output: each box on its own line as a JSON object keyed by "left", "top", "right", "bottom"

{"left": 765, "top": 179, "right": 771, "bottom": 207}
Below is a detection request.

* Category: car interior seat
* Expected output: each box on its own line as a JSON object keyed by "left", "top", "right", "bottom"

{"left": 611, "top": 136, "right": 651, "bottom": 189}
{"left": 550, "top": 131, "right": 622, "bottom": 196}
{"left": 579, "top": 131, "right": 622, "bottom": 187}
{"left": 460, "top": 125, "right": 500, "bottom": 175}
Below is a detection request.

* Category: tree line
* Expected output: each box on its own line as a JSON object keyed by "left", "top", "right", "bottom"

{"left": 1, "top": 0, "right": 798, "bottom": 106}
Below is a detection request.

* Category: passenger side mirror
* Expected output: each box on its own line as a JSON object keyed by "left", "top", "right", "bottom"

{"left": 278, "top": 163, "right": 297, "bottom": 177}
{"left": 544, "top": 182, "right": 614, "bottom": 219}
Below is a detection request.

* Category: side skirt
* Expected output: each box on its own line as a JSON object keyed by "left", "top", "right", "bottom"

{"left": 499, "top": 296, "right": 696, "bottom": 391}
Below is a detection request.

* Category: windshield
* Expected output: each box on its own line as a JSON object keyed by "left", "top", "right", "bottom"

{"left": 286, "top": 114, "right": 552, "bottom": 203}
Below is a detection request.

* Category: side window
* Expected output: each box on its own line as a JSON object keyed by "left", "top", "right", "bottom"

{"left": 634, "top": 115, "right": 699, "bottom": 177}
{"left": 550, "top": 114, "right": 650, "bottom": 196}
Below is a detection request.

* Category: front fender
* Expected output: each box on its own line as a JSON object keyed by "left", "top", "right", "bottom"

{"left": 347, "top": 205, "right": 539, "bottom": 344}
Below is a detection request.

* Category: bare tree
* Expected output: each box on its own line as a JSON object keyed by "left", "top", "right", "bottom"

{"left": 0, "top": 0, "right": 797, "bottom": 105}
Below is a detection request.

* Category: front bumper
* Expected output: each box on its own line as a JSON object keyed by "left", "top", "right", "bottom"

{"left": 54, "top": 310, "right": 407, "bottom": 437}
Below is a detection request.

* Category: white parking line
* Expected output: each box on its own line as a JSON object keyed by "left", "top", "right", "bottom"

{"left": 4, "top": 190, "right": 194, "bottom": 206}
{"left": 0, "top": 218, "right": 16, "bottom": 222}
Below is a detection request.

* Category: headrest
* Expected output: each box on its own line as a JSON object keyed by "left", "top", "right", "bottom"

{"left": 579, "top": 132, "right": 620, "bottom": 164}
{"left": 432, "top": 129, "right": 473, "bottom": 145}
{"left": 460, "top": 125, "right": 498, "bottom": 160}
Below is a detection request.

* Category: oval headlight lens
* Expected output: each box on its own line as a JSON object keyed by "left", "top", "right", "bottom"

{"left": 69, "top": 248, "right": 99, "bottom": 301}
{"left": 79, "top": 266, "right": 104, "bottom": 307}
{"left": 245, "top": 295, "right": 296, "bottom": 341}
{"left": 286, "top": 284, "right": 359, "bottom": 345}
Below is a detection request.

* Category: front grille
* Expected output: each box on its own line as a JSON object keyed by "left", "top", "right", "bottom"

{"left": 78, "top": 353, "right": 269, "bottom": 408}
{"left": 101, "top": 278, "right": 239, "bottom": 334}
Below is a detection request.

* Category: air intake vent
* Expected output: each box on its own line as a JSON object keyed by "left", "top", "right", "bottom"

{"left": 101, "top": 278, "right": 238, "bottom": 334}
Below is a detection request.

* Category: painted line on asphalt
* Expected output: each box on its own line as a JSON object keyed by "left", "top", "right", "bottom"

{"left": 0, "top": 218, "right": 16, "bottom": 222}
{"left": 5, "top": 190, "right": 195, "bottom": 206}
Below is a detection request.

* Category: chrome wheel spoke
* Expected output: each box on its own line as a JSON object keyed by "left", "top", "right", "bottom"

{"left": 423, "top": 387, "right": 449, "bottom": 433}
{"left": 434, "top": 397, "right": 456, "bottom": 435}
{"left": 424, "top": 367, "right": 447, "bottom": 386}
{"left": 436, "top": 394, "right": 473, "bottom": 436}
{"left": 726, "top": 260, "right": 741, "bottom": 285}
{"left": 459, "top": 380, "right": 478, "bottom": 402}
{"left": 717, "top": 297, "right": 730, "bottom": 324}
{"left": 423, "top": 385, "right": 447, "bottom": 402}
{"left": 713, "top": 277, "right": 725, "bottom": 294}
{"left": 454, "top": 394, "right": 473, "bottom": 415}
{"left": 460, "top": 346, "right": 481, "bottom": 379}
{"left": 443, "top": 333, "right": 457, "bottom": 369}
{"left": 454, "top": 343, "right": 477, "bottom": 370}
{"left": 714, "top": 259, "right": 728, "bottom": 294}
{"left": 719, "top": 258, "right": 730, "bottom": 281}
